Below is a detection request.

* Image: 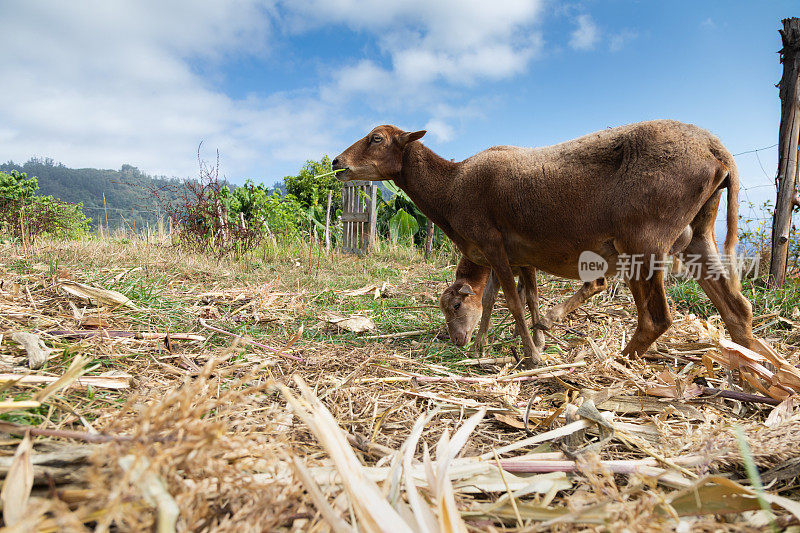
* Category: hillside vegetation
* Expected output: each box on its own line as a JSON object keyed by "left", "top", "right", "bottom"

{"left": 0, "top": 159, "right": 186, "bottom": 231}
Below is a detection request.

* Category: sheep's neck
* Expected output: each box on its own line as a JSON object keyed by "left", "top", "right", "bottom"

{"left": 395, "top": 142, "right": 459, "bottom": 237}
{"left": 455, "top": 257, "right": 491, "bottom": 293}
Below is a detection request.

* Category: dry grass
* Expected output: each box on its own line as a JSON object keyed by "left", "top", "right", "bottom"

{"left": 1, "top": 237, "right": 800, "bottom": 531}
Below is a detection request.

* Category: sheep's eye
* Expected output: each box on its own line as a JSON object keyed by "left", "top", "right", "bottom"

{"left": 453, "top": 302, "right": 461, "bottom": 310}
{"left": 371, "top": 135, "right": 383, "bottom": 144}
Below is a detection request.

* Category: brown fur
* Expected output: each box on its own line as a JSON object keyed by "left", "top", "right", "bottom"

{"left": 333, "top": 121, "right": 771, "bottom": 366}
{"left": 440, "top": 256, "right": 606, "bottom": 351}
{"left": 440, "top": 258, "right": 547, "bottom": 350}
{"left": 438, "top": 255, "right": 491, "bottom": 346}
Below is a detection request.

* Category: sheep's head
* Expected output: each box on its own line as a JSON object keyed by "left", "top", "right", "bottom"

{"left": 332, "top": 125, "right": 426, "bottom": 182}
{"left": 439, "top": 281, "right": 483, "bottom": 347}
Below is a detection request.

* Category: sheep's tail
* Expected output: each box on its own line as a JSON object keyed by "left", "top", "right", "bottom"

{"left": 709, "top": 140, "right": 740, "bottom": 280}
{"left": 723, "top": 164, "right": 739, "bottom": 261}
{"left": 720, "top": 154, "right": 739, "bottom": 261}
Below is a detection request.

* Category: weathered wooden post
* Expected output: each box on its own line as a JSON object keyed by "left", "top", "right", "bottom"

{"left": 324, "top": 189, "right": 332, "bottom": 251}
{"left": 769, "top": 17, "right": 800, "bottom": 286}
{"left": 341, "top": 181, "right": 377, "bottom": 254}
{"left": 424, "top": 219, "right": 434, "bottom": 258}
{"left": 367, "top": 183, "right": 377, "bottom": 251}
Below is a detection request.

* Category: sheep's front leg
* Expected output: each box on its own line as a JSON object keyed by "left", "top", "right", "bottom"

{"left": 483, "top": 238, "right": 542, "bottom": 367}
{"left": 537, "top": 278, "right": 607, "bottom": 330}
{"left": 519, "top": 267, "right": 545, "bottom": 350}
{"left": 474, "top": 271, "right": 499, "bottom": 354}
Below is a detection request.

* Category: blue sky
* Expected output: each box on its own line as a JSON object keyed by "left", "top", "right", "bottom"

{"left": 0, "top": 1, "right": 794, "bottom": 223}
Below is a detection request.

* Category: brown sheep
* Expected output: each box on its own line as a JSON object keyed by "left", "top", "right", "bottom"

{"left": 333, "top": 121, "right": 772, "bottom": 367}
{"left": 439, "top": 257, "right": 545, "bottom": 349}
{"left": 440, "top": 255, "right": 606, "bottom": 352}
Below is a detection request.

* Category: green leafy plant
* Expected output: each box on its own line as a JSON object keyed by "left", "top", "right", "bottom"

{"left": 283, "top": 156, "right": 342, "bottom": 214}
{"left": 213, "top": 180, "right": 307, "bottom": 238}
{"left": 0, "top": 170, "right": 91, "bottom": 241}
{"left": 388, "top": 207, "right": 419, "bottom": 245}
{"left": 378, "top": 181, "right": 445, "bottom": 249}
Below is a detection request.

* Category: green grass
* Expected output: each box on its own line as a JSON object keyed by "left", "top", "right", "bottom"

{"left": 10, "top": 258, "right": 34, "bottom": 274}
{"left": 4, "top": 235, "right": 797, "bottom": 431}
{"left": 667, "top": 275, "right": 800, "bottom": 319}
{"left": 667, "top": 277, "right": 716, "bottom": 317}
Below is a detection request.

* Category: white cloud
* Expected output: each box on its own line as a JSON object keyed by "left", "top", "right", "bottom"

{"left": 0, "top": 1, "right": 331, "bottom": 179}
{"left": 308, "top": 0, "right": 545, "bottom": 144}
{"left": 0, "top": 0, "right": 546, "bottom": 180}
{"left": 701, "top": 17, "right": 716, "bottom": 29}
{"left": 290, "top": 0, "right": 544, "bottom": 93}
{"left": 609, "top": 30, "right": 638, "bottom": 52}
{"left": 423, "top": 119, "right": 455, "bottom": 143}
{"left": 569, "top": 14, "right": 600, "bottom": 51}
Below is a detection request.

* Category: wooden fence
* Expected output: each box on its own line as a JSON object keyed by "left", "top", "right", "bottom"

{"left": 341, "top": 180, "right": 377, "bottom": 254}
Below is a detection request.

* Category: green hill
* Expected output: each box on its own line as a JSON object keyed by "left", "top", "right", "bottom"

{"left": 1, "top": 158, "right": 187, "bottom": 232}
{"left": 1, "top": 157, "right": 394, "bottom": 234}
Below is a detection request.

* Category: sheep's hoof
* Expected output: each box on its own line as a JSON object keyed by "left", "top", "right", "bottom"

{"left": 519, "top": 345, "right": 543, "bottom": 368}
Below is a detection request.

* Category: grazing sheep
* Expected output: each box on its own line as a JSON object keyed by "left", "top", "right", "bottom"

{"left": 440, "top": 255, "right": 606, "bottom": 352}
{"left": 439, "top": 257, "right": 544, "bottom": 349}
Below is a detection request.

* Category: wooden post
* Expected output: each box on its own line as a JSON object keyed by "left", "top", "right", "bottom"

{"left": 770, "top": 17, "right": 800, "bottom": 286}
{"left": 340, "top": 181, "right": 377, "bottom": 254}
{"left": 367, "top": 183, "right": 377, "bottom": 250}
{"left": 324, "top": 189, "right": 332, "bottom": 251}
{"left": 19, "top": 204, "right": 28, "bottom": 255}
{"left": 102, "top": 192, "right": 109, "bottom": 239}
{"left": 216, "top": 201, "right": 226, "bottom": 248}
{"left": 341, "top": 185, "right": 348, "bottom": 251}
{"left": 424, "top": 218, "right": 434, "bottom": 258}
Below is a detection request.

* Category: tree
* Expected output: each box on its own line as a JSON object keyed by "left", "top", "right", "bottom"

{"left": 0, "top": 170, "right": 91, "bottom": 240}
{"left": 283, "top": 156, "right": 342, "bottom": 213}
{"left": 0, "top": 169, "right": 40, "bottom": 201}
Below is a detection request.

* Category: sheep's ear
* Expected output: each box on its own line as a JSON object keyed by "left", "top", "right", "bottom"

{"left": 399, "top": 130, "right": 426, "bottom": 146}
{"left": 458, "top": 283, "right": 475, "bottom": 296}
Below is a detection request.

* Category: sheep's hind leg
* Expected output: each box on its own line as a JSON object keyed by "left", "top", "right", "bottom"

{"left": 622, "top": 267, "right": 672, "bottom": 357}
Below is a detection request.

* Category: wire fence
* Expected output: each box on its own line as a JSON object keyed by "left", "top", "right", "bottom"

{"left": 723, "top": 142, "right": 800, "bottom": 274}
{"left": 715, "top": 143, "right": 782, "bottom": 224}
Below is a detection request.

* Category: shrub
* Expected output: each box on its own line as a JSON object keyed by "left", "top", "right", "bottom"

{"left": 283, "top": 156, "right": 342, "bottom": 213}
{"left": 738, "top": 199, "right": 800, "bottom": 278}
{"left": 152, "top": 152, "right": 322, "bottom": 258}
{"left": 0, "top": 170, "right": 91, "bottom": 241}
{"left": 215, "top": 180, "right": 307, "bottom": 238}
{"left": 152, "top": 156, "right": 267, "bottom": 258}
